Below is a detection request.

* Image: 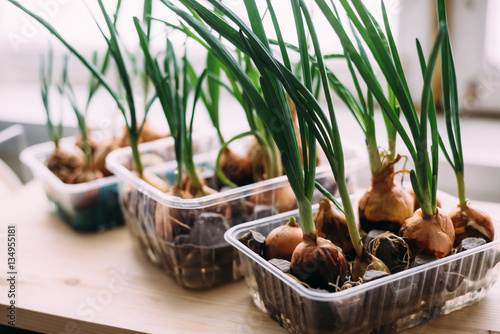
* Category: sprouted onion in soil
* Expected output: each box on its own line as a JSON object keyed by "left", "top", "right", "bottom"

{"left": 435, "top": 0, "right": 494, "bottom": 246}
{"left": 324, "top": 7, "right": 414, "bottom": 234}
{"left": 57, "top": 55, "right": 104, "bottom": 183}
{"left": 161, "top": 0, "right": 389, "bottom": 287}
{"left": 9, "top": 0, "right": 160, "bottom": 187}
{"left": 40, "top": 48, "right": 85, "bottom": 184}
{"left": 154, "top": 14, "right": 283, "bottom": 190}
{"left": 135, "top": 19, "right": 216, "bottom": 197}
{"left": 313, "top": 0, "right": 455, "bottom": 258}
{"left": 40, "top": 1, "right": 122, "bottom": 182}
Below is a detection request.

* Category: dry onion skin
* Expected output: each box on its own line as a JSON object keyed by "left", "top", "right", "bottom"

{"left": 399, "top": 208, "right": 455, "bottom": 258}
{"left": 449, "top": 204, "right": 494, "bottom": 247}
{"left": 265, "top": 217, "right": 303, "bottom": 261}
{"left": 291, "top": 234, "right": 348, "bottom": 289}
{"left": 359, "top": 161, "right": 414, "bottom": 234}
{"left": 314, "top": 198, "right": 354, "bottom": 257}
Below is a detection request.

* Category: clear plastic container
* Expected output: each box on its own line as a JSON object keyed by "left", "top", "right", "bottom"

{"left": 20, "top": 138, "right": 124, "bottom": 232}
{"left": 225, "top": 191, "right": 500, "bottom": 333}
{"left": 106, "top": 137, "right": 366, "bottom": 289}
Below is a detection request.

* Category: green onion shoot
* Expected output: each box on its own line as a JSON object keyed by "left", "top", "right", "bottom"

{"left": 315, "top": 0, "right": 455, "bottom": 258}
{"left": 324, "top": 7, "right": 413, "bottom": 234}
{"left": 57, "top": 55, "right": 104, "bottom": 183}
{"left": 41, "top": 48, "right": 85, "bottom": 184}
{"left": 161, "top": 0, "right": 389, "bottom": 286}
{"left": 435, "top": 0, "right": 494, "bottom": 246}
{"left": 158, "top": 15, "right": 284, "bottom": 191}
{"left": 9, "top": 0, "right": 165, "bottom": 189}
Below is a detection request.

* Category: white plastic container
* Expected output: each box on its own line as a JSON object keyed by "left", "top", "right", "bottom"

{"left": 106, "top": 137, "right": 366, "bottom": 289}
{"left": 224, "top": 191, "right": 500, "bottom": 333}
{"left": 20, "top": 138, "right": 123, "bottom": 232}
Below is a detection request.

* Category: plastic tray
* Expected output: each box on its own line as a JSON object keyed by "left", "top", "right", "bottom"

{"left": 106, "top": 137, "right": 366, "bottom": 289}
{"left": 225, "top": 191, "right": 500, "bottom": 333}
{"left": 20, "top": 138, "right": 124, "bottom": 232}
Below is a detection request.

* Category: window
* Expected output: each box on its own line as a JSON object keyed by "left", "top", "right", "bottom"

{"left": 445, "top": 0, "right": 500, "bottom": 114}
{"left": 1, "top": 0, "right": 499, "bottom": 124}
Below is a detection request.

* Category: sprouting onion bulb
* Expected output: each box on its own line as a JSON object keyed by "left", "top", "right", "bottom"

{"left": 314, "top": 0, "right": 455, "bottom": 258}
{"left": 435, "top": 0, "right": 494, "bottom": 246}
{"left": 314, "top": 198, "right": 354, "bottom": 258}
{"left": 163, "top": 0, "right": 392, "bottom": 285}
{"left": 40, "top": 49, "right": 75, "bottom": 180}
{"left": 291, "top": 235, "right": 347, "bottom": 290}
{"left": 40, "top": 48, "right": 89, "bottom": 184}
{"left": 135, "top": 19, "right": 217, "bottom": 198}
{"left": 399, "top": 208, "right": 454, "bottom": 258}
{"left": 40, "top": 48, "right": 63, "bottom": 150}
{"left": 182, "top": 24, "right": 282, "bottom": 188}
{"left": 324, "top": 21, "right": 413, "bottom": 233}
{"left": 158, "top": 0, "right": 348, "bottom": 288}
{"left": 156, "top": 14, "right": 282, "bottom": 188}
{"left": 9, "top": 0, "right": 160, "bottom": 188}
{"left": 358, "top": 157, "right": 414, "bottom": 233}
{"left": 58, "top": 56, "right": 94, "bottom": 174}
{"left": 265, "top": 217, "right": 303, "bottom": 261}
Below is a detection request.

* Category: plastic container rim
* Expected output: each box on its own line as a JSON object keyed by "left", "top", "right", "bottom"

{"left": 20, "top": 137, "right": 119, "bottom": 194}
{"left": 224, "top": 190, "right": 500, "bottom": 302}
{"left": 105, "top": 136, "right": 367, "bottom": 209}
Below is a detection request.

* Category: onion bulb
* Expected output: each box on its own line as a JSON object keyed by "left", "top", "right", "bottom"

{"left": 246, "top": 138, "right": 268, "bottom": 181}
{"left": 93, "top": 137, "right": 121, "bottom": 177}
{"left": 155, "top": 186, "right": 192, "bottom": 240}
{"left": 75, "top": 129, "right": 98, "bottom": 154}
{"left": 359, "top": 160, "right": 414, "bottom": 233}
{"left": 219, "top": 147, "right": 254, "bottom": 186}
{"left": 248, "top": 185, "right": 297, "bottom": 213}
{"left": 118, "top": 122, "right": 166, "bottom": 148}
{"left": 68, "top": 167, "right": 103, "bottom": 184}
{"left": 265, "top": 217, "right": 303, "bottom": 261}
{"left": 399, "top": 208, "right": 455, "bottom": 258}
{"left": 140, "top": 170, "right": 169, "bottom": 193}
{"left": 291, "top": 234, "right": 347, "bottom": 289}
{"left": 314, "top": 198, "right": 354, "bottom": 257}
{"left": 449, "top": 204, "right": 494, "bottom": 247}
{"left": 47, "top": 145, "right": 86, "bottom": 183}
{"left": 351, "top": 247, "right": 390, "bottom": 281}
{"left": 182, "top": 177, "right": 231, "bottom": 220}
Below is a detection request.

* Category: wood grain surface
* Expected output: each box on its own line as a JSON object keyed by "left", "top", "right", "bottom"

{"left": 0, "top": 181, "right": 499, "bottom": 334}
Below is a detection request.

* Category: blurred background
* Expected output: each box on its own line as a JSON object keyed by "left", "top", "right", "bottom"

{"left": 0, "top": 0, "right": 499, "bottom": 201}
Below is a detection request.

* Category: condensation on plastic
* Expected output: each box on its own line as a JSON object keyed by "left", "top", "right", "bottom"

{"left": 225, "top": 191, "right": 500, "bottom": 334}
{"left": 106, "top": 135, "right": 367, "bottom": 289}
{"left": 20, "top": 137, "right": 123, "bottom": 232}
